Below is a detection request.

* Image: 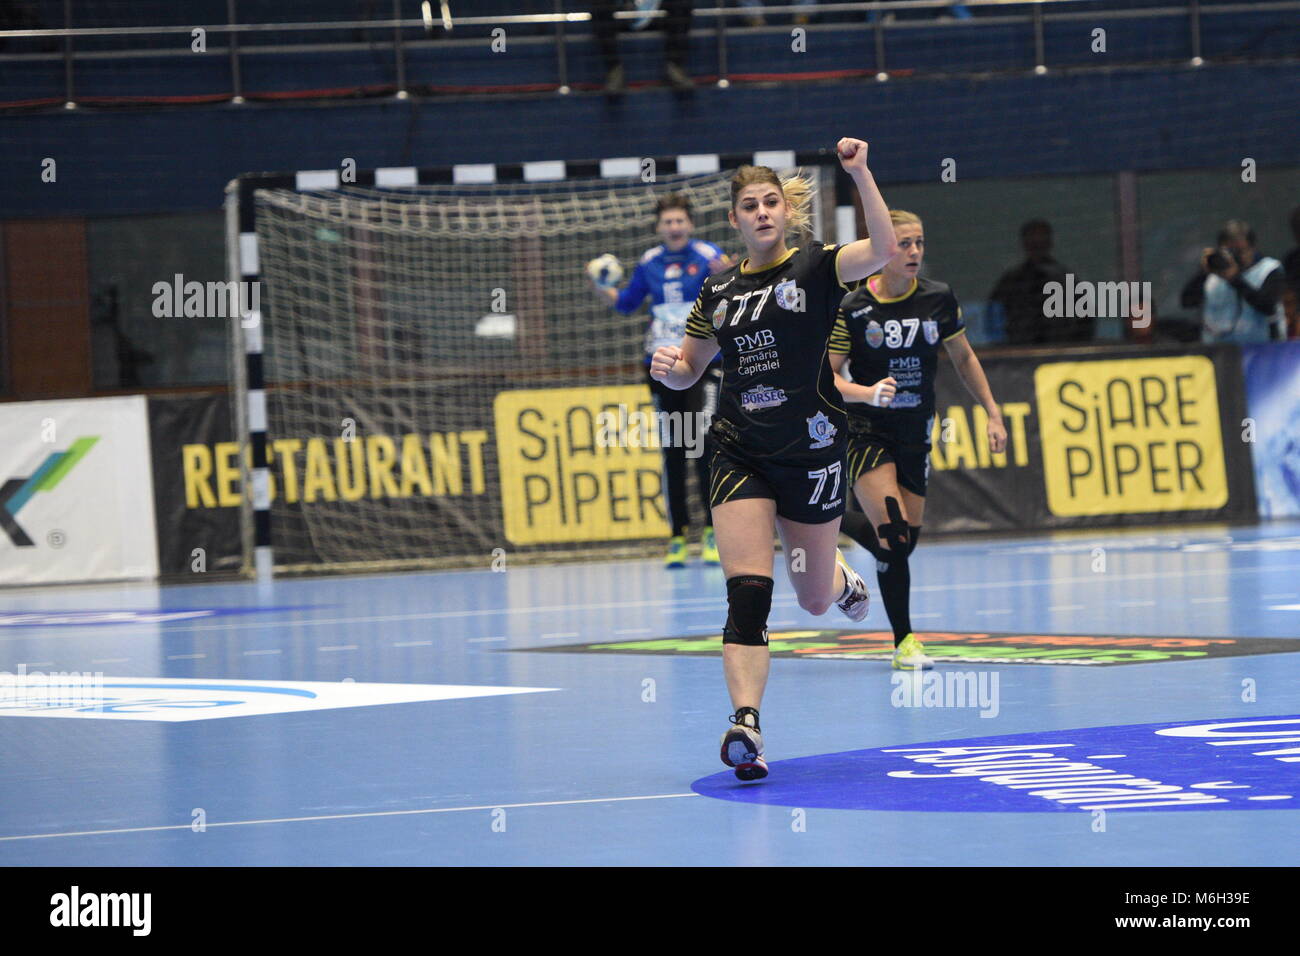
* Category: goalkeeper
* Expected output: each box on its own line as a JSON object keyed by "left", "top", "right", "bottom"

{"left": 587, "top": 194, "right": 734, "bottom": 567}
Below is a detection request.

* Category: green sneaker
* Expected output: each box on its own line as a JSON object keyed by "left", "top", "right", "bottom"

{"left": 664, "top": 535, "right": 687, "bottom": 568}
{"left": 701, "top": 526, "right": 720, "bottom": 565}
{"left": 892, "top": 633, "right": 935, "bottom": 671}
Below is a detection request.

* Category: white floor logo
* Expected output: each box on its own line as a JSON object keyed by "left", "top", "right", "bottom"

{"left": 0, "top": 675, "right": 557, "bottom": 721}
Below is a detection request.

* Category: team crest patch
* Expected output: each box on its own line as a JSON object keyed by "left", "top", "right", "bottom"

{"left": 864, "top": 320, "right": 885, "bottom": 348}
{"left": 665, "top": 263, "right": 683, "bottom": 280}
{"left": 807, "top": 411, "right": 837, "bottom": 450}
{"left": 923, "top": 318, "right": 939, "bottom": 344}
{"left": 711, "top": 299, "right": 728, "bottom": 329}
{"left": 774, "top": 278, "right": 803, "bottom": 312}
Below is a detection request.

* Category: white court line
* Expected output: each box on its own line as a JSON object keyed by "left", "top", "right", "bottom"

{"left": 1191, "top": 597, "right": 1229, "bottom": 603}
{"left": 242, "top": 649, "right": 282, "bottom": 656}
{"left": 974, "top": 609, "right": 1013, "bottom": 615}
{"left": 318, "top": 645, "right": 357, "bottom": 652}
{"left": 7, "top": 561, "right": 1300, "bottom": 644}
{"left": 391, "top": 640, "right": 433, "bottom": 647}
{"left": 540, "top": 632, "right": 578, "bottom": 640}
{"left": 1049, "top": 605, "right": 1085, "bottom": 611}
{"left": 466, "top": 637, "right": 506, "bottom": 643}
{"left": 0, "top": 792, "right": 702, "bottom": 843}
{"left": 165, "top": 654, "right": 205, "bottom": 661}
{"left": 1271, "top": 604, "right": 1300, "bottom": 611}
{"left": 911, "top": 613, "right": 943, "bottom": 619}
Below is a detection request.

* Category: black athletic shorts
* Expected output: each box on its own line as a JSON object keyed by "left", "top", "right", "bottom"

{"left": 707, "top": 424, "right": 846, "bottom": 525}
{"left": 845, "top": 414, "right": 933, "bottom": 497}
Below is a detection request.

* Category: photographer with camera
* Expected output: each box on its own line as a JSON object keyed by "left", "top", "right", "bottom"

{"left": 1181, "top": 219, "right": 1287, "bottom": 344}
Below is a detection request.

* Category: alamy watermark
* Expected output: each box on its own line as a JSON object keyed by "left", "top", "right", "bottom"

{"left": 891, "top": 669, "right": 1000, "bottom": 718}
{"left": 595, "top": 405, "right": 710, "bottom": 459}
{"left": 152, "top": 274, "right": 260, "bottom": 324}
{"left": 1044, "top": 274, "right": 1152, "bottom": 329}
{"left": 0, "top": 664, "right": 105, "bottom": 712}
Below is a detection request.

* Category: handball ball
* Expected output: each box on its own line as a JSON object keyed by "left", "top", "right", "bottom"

{"left": 586, "top": 253, "right": 624, "bottom": 289}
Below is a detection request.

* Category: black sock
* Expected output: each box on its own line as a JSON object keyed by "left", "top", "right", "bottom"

{"left": 876, "top": 552, "right": 912, "bottom": 647}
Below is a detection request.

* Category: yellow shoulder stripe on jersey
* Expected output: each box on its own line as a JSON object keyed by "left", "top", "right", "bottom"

{"left": 942, "top": 326, "right": 968, "bottom": 342}
{"left": 866, "top": 275, "right": 918, "bottom": 303}
{"left": 832, "top": 245, "right": 852, "bottom": 291}
{"left": 740, "top": 246, "right": 798, "bottom": 275}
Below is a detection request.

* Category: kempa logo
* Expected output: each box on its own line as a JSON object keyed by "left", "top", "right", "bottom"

{"left": 50, "top": 886, "right": 150, "bottom": 936}
{"left": 1043, "top": 274, "right": 1152, "bottom": 327}
{"left": 692, "top": 716, "right": 1300, "bottom": 812}
{"left": 0, "top": 436, "right": 98, "bottom": 547}
{"left": 151, "top": 274, "right": 260, "bottom": 324}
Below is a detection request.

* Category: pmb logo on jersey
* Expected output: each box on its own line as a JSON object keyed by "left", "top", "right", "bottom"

{"left": 806, "top": 412, "right": 837, "bottom": 450}
{"left": 693, "top": 716, "right": 1299, "bottom": 812}
{"left": 864, "top": 320, "right": 884, "bottom": 348}
{"left": 0, "top": 674, "right": 558, "bottom": 721}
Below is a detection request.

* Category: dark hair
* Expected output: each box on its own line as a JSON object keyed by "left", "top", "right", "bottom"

{"left": 1217, "top": 219, "right": 1256, "bottom": 246}
{"left": 1020, "top": 219, "right": 1052, "bottom": 239}
{"left": 655, "top": 194, "right": 693, "bottom": 223}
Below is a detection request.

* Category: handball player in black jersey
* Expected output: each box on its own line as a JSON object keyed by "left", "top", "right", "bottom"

{"left": 649, "top": 138, "right": 897, "bottom": 781}
{"left": 830, "top": 209, "right": 1006, "bottom": 670}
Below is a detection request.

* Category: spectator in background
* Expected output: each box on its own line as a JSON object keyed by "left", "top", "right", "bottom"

{"left": 1283, "top": 206, "right": 1300, "bottom": 338}
{"left": 592, "top": 0, "right": 694, "bottom": 94}
{"left": 1182, "top": 219, "right": 1286, "bottom": 344}
{"left": 987, "top": 219, "right": 1088, "bottom": 345}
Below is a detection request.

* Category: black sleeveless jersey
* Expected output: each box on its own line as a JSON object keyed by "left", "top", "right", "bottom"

{"left": 830, "top": 275, "right": 965, "bottom": 424}
{"left": 685, "top": 242, "right": 851, "bottom": 465}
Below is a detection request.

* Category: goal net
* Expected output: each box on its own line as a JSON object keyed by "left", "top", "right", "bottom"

{"left": 244, "top": 165, "right": 826, "bottom": 572}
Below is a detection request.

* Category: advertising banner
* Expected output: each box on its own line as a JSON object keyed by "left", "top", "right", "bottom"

{"left": 0, "top": 396, "right": 157, "bottom": 585}
{"left": 923, "top": 345, "right": 1257, "bottom": 532}
{"left": 1241, "top": 341, "right": 1300, "bottom": 518}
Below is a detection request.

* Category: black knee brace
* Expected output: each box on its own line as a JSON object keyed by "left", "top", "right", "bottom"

{"left": 722, "top": 575, "right": 773, "bottom": 646}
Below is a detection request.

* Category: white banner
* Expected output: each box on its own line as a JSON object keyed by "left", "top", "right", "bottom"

{"left": 0, "top": 396, "right": 157, "bottom": 585}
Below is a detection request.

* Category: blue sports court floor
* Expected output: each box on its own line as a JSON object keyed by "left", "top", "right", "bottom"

{"left": 2, "top": 520, "right": 1298, "bottom": 866}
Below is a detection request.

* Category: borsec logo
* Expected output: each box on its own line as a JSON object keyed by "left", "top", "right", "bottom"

{"left": 693, "top": 716, "right": 1300, "bottom": 812}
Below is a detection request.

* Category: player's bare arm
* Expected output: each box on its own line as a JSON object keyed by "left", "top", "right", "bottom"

{"left": 943, "top": 331, "right": 1007, "bottom": 453}
{"left": 833, "top": 138, "right": 897, "bottom": 285}
{"left": 829, "top": 353, "right": 897, "bottom": 407}
{"left": 650, "top": 336, "right": 720, "bottom": 390}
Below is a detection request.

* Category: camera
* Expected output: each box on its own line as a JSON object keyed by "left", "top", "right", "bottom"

{"left": 1206, "top": 248, "right": 1235, "bottom": 272}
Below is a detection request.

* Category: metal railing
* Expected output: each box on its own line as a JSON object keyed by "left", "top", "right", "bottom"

{"left": 0, "top": 1, "right": 1294, "bottom": 106}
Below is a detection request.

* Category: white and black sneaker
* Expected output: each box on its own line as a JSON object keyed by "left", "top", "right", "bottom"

{"left": 719, "top": 707, "right": 768, "bottom": 781}
{"left": 834, "top": 550, "right": 871, "bottom": 622}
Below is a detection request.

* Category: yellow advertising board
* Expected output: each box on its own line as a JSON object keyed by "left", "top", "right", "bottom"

{"left": 494, "top": 386, "right": 674, "bottom": 544}
{"left": 1035, "top": 356, "right": 1228, "bottom": 516}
